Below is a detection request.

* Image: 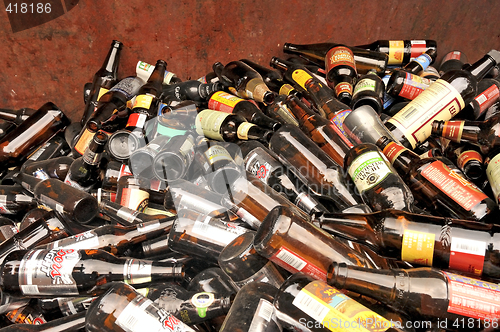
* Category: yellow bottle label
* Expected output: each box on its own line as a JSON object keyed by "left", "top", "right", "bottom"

{"left": 487, "top": 152, "right": 500, "bottom": 201}
{"left": 195, "top": 109, "right": 230, "bottom": 141}
{"left": 133, "top": 94, "right": 154, "bottom": 110}
{"left": 387, "top": 79, "right": 465, "bottom": 148}
{"left": 237, "top": 122, "right": 255, "bottom": 140}
{"left": 97, "top": 87, "right": 109, "bottom": 101}
{"left": 401, "top": 229, "right": 435, "bottom": 266}
{"left": 208, "top": 91, "right": 242, "bottom": 113}
{"left": 279, "top": 83, "right": 295, "bottom": 96}
{"left": 388, "top": 40, "right": 405, "bottom": 65}
{"left": 293, "top": 280, "right": 393, "bottom": 331}
{"left": 292, "top": 69, "right": 314, "bottom": 90}
{"left": 74, "top": 128, "right": 95, "bottom": 155}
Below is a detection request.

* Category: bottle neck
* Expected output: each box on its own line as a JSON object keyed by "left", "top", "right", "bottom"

{"left": 377, "top": 138, "right": 420, "bottom": 174}
{"left": 103, "top": 40, "right": 123, "bottom": 74}
{"left": 431, "top": 119, "right": 483, "bottom": 144}
{"left": 467, "top": 53, "right": 498, "bottom": 81}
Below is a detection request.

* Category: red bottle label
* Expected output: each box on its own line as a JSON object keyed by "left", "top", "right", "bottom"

{"left": 126, "top": 113, "right": 147, "bottom": 129}
{"left": 382, "top": 141, "right": 408, "bottom": 165}
{"left": 334, "top": 82, "right": 353, "bottom": 97}
{"left": 409, "top": 40, "right": 427, "bottom": 59}
{"left": 207, "top": 91, "right": 243, "bottom": 113}
{"left": 398, "top": 73, "right": 429, "bottom": 100}
{"left": 325, "top": 46, "right": 356, "bottom": 72}
{"left": 441, "top": 121, "right": 464, "bottom": 142}
{"left": 476, "top": 84, "right": 500, "bottom": 114}
{"left": 270, "top": 246, "right": 327, "bottom": 281}
{"left": 448, "top": 237, "right": 485, "bottom": 276}
{"left": 443, "top": 51, "right": 462, "bottom": 62}
{"left": 421, "top": 160, "right": 488, "bottom": 211}
{"left": 443, "top": 271, "right": 500, "bottom": 320}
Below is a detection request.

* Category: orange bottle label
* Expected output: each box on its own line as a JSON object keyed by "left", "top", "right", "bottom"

{"left": 326, "top": 46, "right": 355, "bottom": 71}
{"left": 448, "top": 237, "right": 485, "bottom": 276}
{"left": 381, "top": 141, "right": 408, "bottom": 164}
{"left": 442, "top": 120, "right": 464, "bottom": 142}
{"left": 388, "top": 40, "right": 405, "bottom": 65}
{"left": 457, "top": 150, "right": 482, "bottom": 169}
{"left": 421, "top": 160, "right": 488, "bottom": 211}
{"left": 401, "top": 229, "right": 435, "bottom": 266}
{"left": 334, "top": 82, "right": 353, "bottom": 97}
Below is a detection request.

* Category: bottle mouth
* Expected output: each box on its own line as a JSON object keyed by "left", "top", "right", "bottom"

{"left": 263, "top": 91, "right": 276, "bottom": 105}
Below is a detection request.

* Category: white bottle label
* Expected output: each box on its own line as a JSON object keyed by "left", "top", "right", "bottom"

{"left": 387, "top": 79, "right": 465, "bottom": 148}
{"left": 347, "top": 150, "right": 392, "bottom": 192}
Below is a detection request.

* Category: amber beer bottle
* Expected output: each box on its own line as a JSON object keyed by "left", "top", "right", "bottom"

{"left": 385, "top": 50, "right": 500, "bottom": 149}
{"left": 21, "top": 156, "right": 74, "bottom": 180}
{"left": 0, "top": 185, "right": 37, "bottom": 215}
{"left": 283, "top": 42, "right": 388, "bottom": 74}
{"left": 385, "top": 70, "right": 432, "bottom": 101}
{"left": 240, "top": 58, "right": 298, "bottom": 96}
{"left": 355, "top": 39, "right": 437, "bottom": 65}
{"left": 439, "top": 50, "right": 468, "bottom": 76}
{"left": 442, "top": 141, "right": 484, "bottom": 182}
{"left": 80, "top": 40, "right": 123, "bottom": 126}
{"left": 376, "top": 136, "right": 497, "bottom": 222}
{"left": 0, "top": 248, "right": 184, "bottom": 298}
{"left": 0, "top": 311, "right": 86, "bottom": 331}
{"left": 313, "top": 207, "right": 500, "bottom": 280}
{"left": 86, "top": 282, "right": 196, "bottom": 332}
{"left": 324, "top": 45, "right": 357, "bottom": 104}
{"left": 431, "top": 115, "right": 500, "bottom": 155}
{"left": 274, "top": 272, "right": 403, "bottom": 332}
{"left": 213, "top": 60, "right": 276, "bottom": 104}
{"left": 0, "top": 102, "right": 70, "bottom": 171}
{"left": 162, "top": 80, "right": 222, "bottom": 102}
{"left": 350, "top": 69, "right": 385, "bottom": 114}
{"left": 344, "top": 143, "right": 415, "bottom": 212}
{"left": 328, "top": 263, "right": 500, "bottom": 326}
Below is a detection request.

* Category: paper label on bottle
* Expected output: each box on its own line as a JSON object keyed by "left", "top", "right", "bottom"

{"left": 126, "top": 112, "right": 148, "bottom": 129}
{"left": 204, "top": 145, "right": 232, "bottom": 165}
{"left": 236, "top": 122, "right": 255, "bottom": 140}
{"left": 123, "top": 259, "right": 153, "bottom": 284}
{"left": 74, "top": 128, "right": 96, "bottom": 155}
{"left": 271, "top": 246, "right": 327, "bottom": 281}
{"left": 38, "top": 194, "right": 65, "bottom": 214}
{"left": 412, "top": 53, "right": 432, "bottom": 70}
{"left": 208, "top": 91, "right": 242, "bottom": 113}
{"left": 97, "top": 87, "right": 109, "bottom": 101}
{"left": 47, "top": 230, "right": 100, "bottom": 250}
{"left": 421, "top": 160, "right": 488, "bottom": 211}
{"left": 448, "top": 237, "right": 485, "bottom": 276}
{"left": 245, "top": 148, "right": 277, "bottom": 184}
{"left": 247, "top": 298, "right": 275, "bottom": 332}
{"left": 119, "top": 188, "right": 149, "bottom": 212}
{"left": 388, "top": 40, "right": 405, "bottom": 65}
{"left": 381, "top": 141, "right": 408, "bottom": 164}
{"left": 348, "top": 151, "right": 392, "bottom": 192}
{"left": 279, "top": 83, "right": 295, "bottom": 96}
{"left": 334, "top": 82, "right": 352, "bottom": 97}
{"left": 353, "top": 78, "right": 376, "bottom": 96}
{"left": 457, "top": 150, "right": 482, "bottom": 170}
{"left": 189, "top": 292, "right": 215, "bottom": 318}
{"left": 443, "top": 51, "right": 462, "bottom": 62}
{"left": 190, "top": 219, "right": 248, "bottom": 247}
{"left": 476, "top": 84, "right": 500, "bottom": 114}
{"left": 28, "top": 141, "right": 50, "bottom": 161}
{"left": 398, "top": 72, "right": 430, "bottom": 100}
{"left": 441, "top": 120, "right": 464, "bottom": 142}
{"left": 326, "top": 46, "right": 356, "bottom": 71}
{"left": 116, "top": 295, "right": 195, "bottom": 332}
{"left": 387, "top": 79, "right": 465, "bottom": 148}
{"left": 409, "top": 40, "right": 427, "bottom": 59}
{"left": 195, "top": 109, "right": 230, "bottom": 141}
{"left": 443, "top": 271, "right": 500, "bottom": 320}
{"left": 292, "top": 280, "right": 392, "bottom": 332}
{"left": 133, "top": 94, "right": 154, "bottom": 110}
{"left": 292, "top": 69, "right": 314, "bottom": 90}
{"left": 486, "top": 152, "right": 500, "bottom": 201}
{"left": 329, "top": 109, "right": 351, "bottom": 138}
{"left": 19, "top": 249, "right": 80, "bottom": 296}
{"left": 401, "top": 230, "right": 435, "bottom": 266}
{"left": 0, "top": 224, "right": 17, "bottom": 240}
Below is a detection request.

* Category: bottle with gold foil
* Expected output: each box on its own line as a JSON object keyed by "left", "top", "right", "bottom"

{"left": 376, "top": 136, "right": 497, "bottom": 222}
{"left": 344, "top": 143, "right": 415, "bottom": 212}
{"left": 240, "top": 58, "right": 298, "bottom": 96}
{"left": 79, "top": 40, "right": 123, "bottom": 126}
{"left": 213, "top": 60, "right": 276, "bottom": 105}
{"left": 274, "top": 272, "right": 403, "bottom": 332}
{"left": 324, "top": 45, "right": 357, "bottom": 104}
{"left": 385, "top": 50, "right": 500, "bottom": 149}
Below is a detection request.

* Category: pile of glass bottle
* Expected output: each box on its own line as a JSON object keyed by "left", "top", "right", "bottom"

{"left": 0, "top": 39, "right": 498, "bottom": 331}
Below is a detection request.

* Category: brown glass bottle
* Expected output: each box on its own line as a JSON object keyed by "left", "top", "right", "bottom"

{"left": 33, "top": 178, "right": 98, "bottom": 224}
{"left": 385, "top": 50, "right": 500, "bottom": 149}
{"left": 460, "top": 79, "right": 500, "bottom": 120}
{"left": 402, "top": 49, "right": 437, "bottom": 75}
{"left": 0, "top": 107, "right": 37, "bottom": 125}
{"left": 385, "top": 70, "right": 432, "bottom": 100}
{"left": 0, "top": 102, "right": 70, "bottom": 171}
{"left": 85, "top": 282, "right": 196, "bottom": 332}
{"left": 0, "top": 311, "right": 86, "bottom": 331}
{"left": 345, "top": 143, "right": 415, "bottom": 212}
{"left": 79, "top": 40, "right": 123, "bottom": 126}
{"left": 265, "top": 94, "right": 300, "bottom": 127}
{"left": 0, "top": 185, "right": 37, "bottom": 215}
{"left": 314, "top": 208, "right": 500, "bottom": 279}
{"left": 283, "top": 42, "right": 388, "bottom": 74}
{"left": 328, "top": 263, "right": 500, "bottom": 327}
{"left": 377, "top": 136, "right": 497, "bottom": 222}
{"left": 213, "top": 60, "right": 276, "bottom": 104}
{"left": 355, "top": 39, "right": 437, "bottom": 65}
{"left": 350, "top": 69, "right": 385, "bottom": 114}
{"left": 5, "top": 302, "right": 47, "bottom": 325}
{"left": 151, "top": 133, "right": 195, "bottom": 181}
{"left": 324, "top": 45, "right": 357, "bottom": 104}
{"left": 431, "top": 115, "right": 500, "bottom": 155}
{"left": 268, "top": 124, "right": 369, "bottom": 213}
{"left": 0, "top": 217, "right": 18, "bottom": 244}
{"left": 0, "top": 248, "right": 184, "bottom": 298}
{"left": 162, "top": 80, "right": 222, "bottom": 102}
{"left": 99, "top": 198, "right": 174, "bottom": 226}
{"left": 21, "top": 156, "right": 74, "bottom": 180}
{"left": 274, "top": 272, "right": 404, "bottom": 332}
{"left": 240, "top": 58, "right": 298, "bottom": 96}
{"left": 442, "top": 141, "right": 485, "bottom": 182}
{"left": 439, "top": 50, "right": 468, "bottom": 76}
{"left": 114, "top": 175, "right": 150, "bottom": 212}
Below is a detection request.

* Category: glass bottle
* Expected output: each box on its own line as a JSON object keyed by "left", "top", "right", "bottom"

{"left": 187, "top": 267, "right": 238, "bottom": 296}
{"left": 100, "top": 160, "right": 133, "bottom": 193}
{"left": 151, "top": 133, "right": 196, "bottom": 182}
{"left": 5, "top": 301, "right": 48, "bottom": 325}
{"left": 136, "top": 60, "right": 180, "bottom": 85}
{"left": 207, "top": 91, "right": 281, "bottom": 131}
{"left": 431, "top": 115, "right": 500, "bottom": 155}
{"left": 0, "top": 107, "right": 37, "bottom": 125}
{"left": 328, "top": 263, "right": 500, "bottom": 327}
{"left": 283, "top": 42, "right": 388, "bottom": 74}
{"left": 33, "top": 178, "right": 99, "bottom": 225}
{"left": 218, "top": 231, "right": 285, "bottom": 289}
{"left": 24, "top": 134, "right": 70, "bottom": 165}
{"left": 219, "top": 281, "right": 282, "bottom": 332}
{"left": 385, "top": 70, "right": 432, "bottom": 101}
{"left": 0, "top": 185, "right": 37, "bottom": 215}
{"left": 85, "top": 282, "right": 196, "bottom": 332}
{"left": 114, "top": 175, "right": 150, "bottom": 212}
{"left": 264, "top": 94, "right": 300, "bottom": 127}
{"left": 1, "top": 311, "right": 86, "bottom": 331}
{"left": 350, "top": 69, "right": 385, "bottom": 114}
{"left": 439, "top": 50, "right": 468, "bottom": 76}
{"left": 38, "top": 296, "right": 95, "bottom": 318}
{"left": 344, "top": 143, "right": 415, "bottom": 212}
{"left": 162, "top": 80, "right": 222, "bottom": 102}
{"left": 21, "top": 156, "right": 74, "bottom": 180}
{"left": 268, "top": 124, "right": 369, "bottom": 213}
{"left": 355, "top": 39, "right": 437, "bottom": 65}
{"left": 240, "top": 58, "right": 298, "bottom": 96}
{"left": 0, "top": 102, "right": 70, "bottom": 171}
{"left": 485, "top": 147, "right": 500, "bottom": 207}
{"left": 459, "top": 79, "right": 500, "bottom": 120}
{"left": 376, "top": 136, "right": 497, "bottom": 222}
{"left": 79, "top": 40, "right": 123, "bottom": 126}
{"left": 0, "top": 248, "right": 184, "bottom": 297}
{"left": 274, "top": 272, "right": 402, "bottom": 332}
{"left": 212, "top": 60, "right": 276, "bottom": 105}
{"left": 0, "top": 217, "right": 18, "bottom": 243}
{"left": 324, "top": 45, "right": 357, "bottom": 104}
{"left": 385, "top": 50, "right": 500, "bottom": 149}
{"left": 401, "top": 48, "right": 437, "bottom": 75}
{"left": 442, "top": 141, "right": 484, "bottom": 182}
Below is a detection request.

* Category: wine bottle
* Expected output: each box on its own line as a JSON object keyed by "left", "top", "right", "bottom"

{"left": 385, "top": 50, "right": 500, "bottom": 149}
{"left": 355, "top": 39, "right": 437, "bottom": 65}
{"left": 79, "top": 40, "right": 122, "bottom": 126}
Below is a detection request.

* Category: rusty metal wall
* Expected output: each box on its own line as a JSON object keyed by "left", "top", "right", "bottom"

{"left": 0, "top": 0, "right": 499, "bottom": 122}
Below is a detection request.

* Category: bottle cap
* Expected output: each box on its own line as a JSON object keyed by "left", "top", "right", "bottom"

{"left": 343, "top": 105, "right": 397, "bottom": 145}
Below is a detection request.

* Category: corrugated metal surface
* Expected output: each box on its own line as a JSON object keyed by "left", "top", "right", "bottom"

{"left": 0, "top": 0, "right": 499, "bottom": 121}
